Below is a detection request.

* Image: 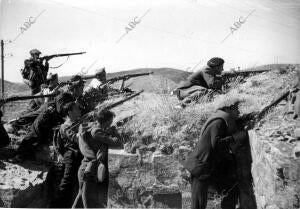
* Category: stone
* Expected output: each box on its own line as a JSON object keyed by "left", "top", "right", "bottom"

{"left": 293, "top": 141, "right": 300, "bottom": 159}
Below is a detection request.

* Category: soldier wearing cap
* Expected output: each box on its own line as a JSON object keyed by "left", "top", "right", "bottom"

{"left": 174, "top": 57, "right": 225, "bottom": 108}
{"left": 14, "top": 92, "right": 74, "bottom": 162}
{"left": 183, "top": 96, "right": 257, "bottom": 209}
{"left": 50, "top": 99, "right": 83, "bottom": 208}
{"left": 21, "top": 49, "right": 49, "bottom": 95}
{"left": 67, "top": 75, "right": 90, "bottom": 115}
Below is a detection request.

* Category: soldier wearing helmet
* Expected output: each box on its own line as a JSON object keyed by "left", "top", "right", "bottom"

{"left": 21, "top": 49, "right": 49, "bottom": 95}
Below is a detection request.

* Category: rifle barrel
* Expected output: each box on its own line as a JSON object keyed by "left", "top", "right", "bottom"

{"left": 222, "top": 69, "right": 271, "bottom": 76}
{"left": 101, "top": 72, "right": 153, "bottom": 87}
{"left": 1, "top": 93, "right": 58, "bottom": 107}
{"left": 66, "top": 90, "right": 144, "bottom": 131}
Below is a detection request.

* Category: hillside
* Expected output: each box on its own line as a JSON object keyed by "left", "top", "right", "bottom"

{"left": 1, "top": 64, "right": 299, "bottom": 208}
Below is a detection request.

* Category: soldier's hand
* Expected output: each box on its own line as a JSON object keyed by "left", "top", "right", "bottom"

{"left": 230, "top": 130, "right": 249, "bottom": 153}
{"left": 57, "top": 154, "right": 64, "bottom": 163}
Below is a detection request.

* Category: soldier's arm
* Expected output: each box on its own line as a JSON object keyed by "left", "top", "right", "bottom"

{"left": 23, "top": 78, "right": 32, "bottom": 87}
{"left": 202, "top": 72, "right": 224, "bottom": 90}
{"left": 209, "top": 119, "right": 233, "bottom": 153}
{"left": 91, "top": 127, "right": 122, "bottom": 148}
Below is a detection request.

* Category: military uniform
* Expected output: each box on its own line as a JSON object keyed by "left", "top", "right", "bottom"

{"left": 174, "top": 58, "right": 225, "bottom": 107}
{"left": 183, "top": 110, "right": 257, "bottom": 209}
{"left": 16, "top": 93, "right": 74, "bottom": 161}
{"left": 50, "top": 118, "right": 83, "bottom": 208}
{"left": 16, "top": 101, "right": 63, "bottom": 159}
{"left": 72, "top": 122, "right": 122, "bottom": 208}
{"left": 21, "top": 54, "right": 49, "bottom": 95}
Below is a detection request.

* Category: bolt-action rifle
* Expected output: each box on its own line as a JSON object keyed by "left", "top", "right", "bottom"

{"left": 0, "top": 93, "right": 59, "bottom": 108}
{"left": 66, "top": 90, "right": 144, "bottom": 131}
{"left": 239, "top": 89, "right": 290, "bottom": 130}
{"left": 221, "top": 69, "right": 271, "bottom": 78}
{"left": 40, "top": 52, "right": 86, "bottom": 62}
{"left": 100, "top": 72, "right": 153, "bottom": 87}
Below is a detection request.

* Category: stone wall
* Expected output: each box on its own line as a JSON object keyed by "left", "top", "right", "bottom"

{"left": 249, "top": 131, "right": 300, "bottom": 209}
{"left": 107, "top": 149, "right": 191, "bottom": 208}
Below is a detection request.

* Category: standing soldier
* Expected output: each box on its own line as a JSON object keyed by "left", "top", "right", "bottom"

{"left": 183, "top": 96, "right": 257, "bottom": 209}
{"left": 174, "top": 57, "right": 225, "bottom": 108}
{"left": 50, "top": 100, "right": 83, "bottom": 208}
{"left": 72, "top": 109, "right": 123, "bottom": 208}
{"left": 21, "top": 49, "right": 49, "bottom": 95}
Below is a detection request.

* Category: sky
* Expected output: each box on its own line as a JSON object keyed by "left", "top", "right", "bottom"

{"left": 0, "top": 0, "right": 300, "bottom": 82}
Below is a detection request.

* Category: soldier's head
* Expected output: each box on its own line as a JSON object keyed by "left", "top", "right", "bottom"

{"left": 95, "top": 67, "right": 106, "bottom": 82}
{"left": 29, "top": 49, "right": 41, "bottom": 60}
{"left": 62, "top": 102, "right": 81, "bottom": 121}
{"left": 95, "top": 109, "right": 115, "bottom": 129}
{"left": 47, "top": 73, "right": 58, "bottom": 88}
{"left": 215, "top": 96, "right": 243, "bottom": 118}
{"left": 68, "top": 75, "right": 85, "bottom": 98}
{"left": 207, "top": 57, "right": 224, "bottom": 74}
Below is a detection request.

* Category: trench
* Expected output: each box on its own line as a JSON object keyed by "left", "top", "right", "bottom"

{"left": 1, "top": 130, "right": 299, "bottom": 208}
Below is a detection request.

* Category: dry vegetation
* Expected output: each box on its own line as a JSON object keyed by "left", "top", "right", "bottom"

{"left": 113, "top": 64, "right": 299, "bottom": 154}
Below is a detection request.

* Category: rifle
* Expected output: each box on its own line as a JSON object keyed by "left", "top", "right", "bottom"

{"left": 66, "top": 90, "right": 144, "bottom": 131}
{"left": 100, "top": 72, "right": 153, "bottom": 87}
{"left": 240, "top": 89, "right": 290, "bottom": 130}
{"left": 40, "top": 52, "right": 86, "bottom": 62}
{"left": 222, "top": 69, "right": 271, "bottom": 78}
{"left": 0, "top": 93, "right": 58, "bottom": 107}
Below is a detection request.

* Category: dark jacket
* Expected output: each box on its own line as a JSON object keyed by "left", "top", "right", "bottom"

{"left": 22, "top": 58, "right": 49, "bottom": 94}
{"left": 78, "top": 122, "right": 122, "bottom": 182}
{"left": 31, "top": 101, "right": 63, "bottom": 139}
{"left": 178, "top": 66, "right": 224, "bottom": 91}
{"left": 183, "top": 110, "right": 238, "bottom": 180}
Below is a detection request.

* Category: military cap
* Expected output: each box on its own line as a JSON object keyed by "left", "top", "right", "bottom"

{"left": 56, "top": 92, "right": 76, "bottom": 115}
{"left": 29, "top": 49, "right": 41, "bottom": 55}
{"left": 207, "top": 57, "right": 225, "bottom": 68}
{"left": 215, "top": 95, "right": 244, "bottom": 110}
{"left": 68, "top": 75, "right": 86, "bottom": 90}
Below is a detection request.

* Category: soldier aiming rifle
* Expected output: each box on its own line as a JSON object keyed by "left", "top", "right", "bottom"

{"left": 21, "top": 49, "right": 86, "bottom": 95}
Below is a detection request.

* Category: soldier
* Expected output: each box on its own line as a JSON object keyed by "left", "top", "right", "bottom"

{"left": 21, "top": 49, "right": 49, "bottom": 95}
{"left": 0, "top": 110, "right": 10, "bottom": 148}
{"left": 183, "top": 96, "right": 257, "bottom": 209}
{"left": 68, "top": 74, "right": 107, "bottom": 115}
{"left": 72, "top": 109, "right": 122, "bottom": 208}
{"left": 174, "top": 57, "right": 225, "bottom": 108}
{"left": 14, "top": 92, "right": 75, "bottom": 162}
{"left": 50, "top": 100, "right": 83, "bottom": 208}
{"left": 43, "top": 73, "right": 64, "bottom": 103}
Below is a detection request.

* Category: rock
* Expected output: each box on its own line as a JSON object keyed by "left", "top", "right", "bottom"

{"left": 108, "top": 149, "right": 186, "bottom": 208}
{"left": 0, "top": 161, "right": 49, "bottom": 208}
{"left": 293, "top": 141, "right": 300, "bottom": 159}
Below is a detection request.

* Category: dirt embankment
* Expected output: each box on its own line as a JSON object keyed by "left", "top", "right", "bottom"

{"left": 1, "top": 64, "right": 299, "bottom": 208}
